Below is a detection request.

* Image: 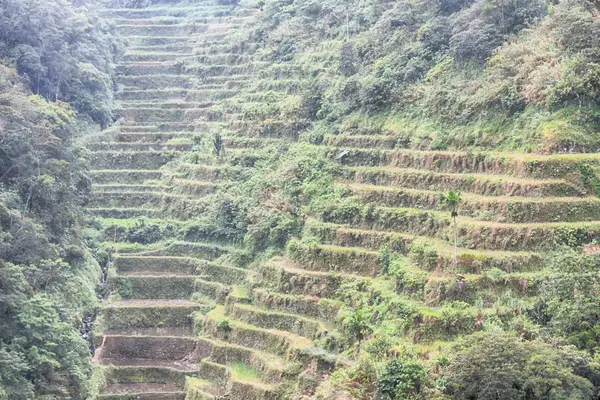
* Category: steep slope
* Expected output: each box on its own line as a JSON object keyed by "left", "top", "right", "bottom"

{"left": 85, "top": 1, "right": 600, "bottom": 399}
{"left": 87, "top": 2, "right": 343, "bottom": 399}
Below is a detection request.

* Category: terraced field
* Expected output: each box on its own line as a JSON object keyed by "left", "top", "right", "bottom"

{"left": 87, "top": 2, "right": 342, "bottom": 399}
{"left": 287, "top": 143, "right": 600, "bottom": 337}
{"left": 86, "top": 1, "right": 600, "bottom": 399}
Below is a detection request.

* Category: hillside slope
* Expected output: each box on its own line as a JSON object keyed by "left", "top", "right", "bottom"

{"left": 87, "top": 0, "right": 600, "bottom": 399}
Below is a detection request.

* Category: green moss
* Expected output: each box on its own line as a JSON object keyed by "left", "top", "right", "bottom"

{"left": 230, "top": 362, "right": 261, "bottom": 381}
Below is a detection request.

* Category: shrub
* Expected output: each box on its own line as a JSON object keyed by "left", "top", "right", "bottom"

{"left": 444, "top": 332, "right": 597, "bottom": 400}
{"left": 376, "top": 353, "right": 428, "bottom": 400}
{"left": 408, "top": 240, "right": 438, "bottom": 270}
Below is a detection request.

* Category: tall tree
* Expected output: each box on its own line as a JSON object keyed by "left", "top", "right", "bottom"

{"left": 440, "top": 190, "right": 462, "bottom": 261}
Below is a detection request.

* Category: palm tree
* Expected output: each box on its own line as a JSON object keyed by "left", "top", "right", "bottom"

{"left": 344, "top": 309, "right": 372, "bottom": 355}
{"left": 440, "top": 189, "right": 462, "bottom": 261}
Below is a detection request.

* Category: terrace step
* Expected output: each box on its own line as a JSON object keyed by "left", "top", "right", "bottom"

{"left": 100, "top": 334, "right": 198, "bottom": 360}
{"left": 119, "top": 75, "right": 194, "bottom": 89}
{"left": 198, "top": 75, "right": 253, "bottom": 85}
{"left": 89, "top": 170, "right": 164, "bottom": 185}
{"left": 204, "top": 307, "right": 313, "bottom": 359}
{"left": 87, "top": 142, "right": 192, "bottom": 152}
{"left": 90, "top": 151, "right": 176, "bottom": 170}
{"left": 115, "top": 256, "right": 198, "bottom": 275}
{"left": 113, "top": 16, "right": 253, "bottom": 26}
{"left": 98, "top": 383, "right": 185, "bottom": 400}
{"left": 184, "top": 377, "right": 224, "bottom": 399}
{"left": 117, "top": 89, "right": 188, "bottom": 101}
{"left": 175, "top": 164, "right": 242, "bottom": 182}
{"left": 115, "top": 123, "right": 196, "bottom": 132}
{"left": 346, "top": 167, "right": 587, "bottom": 197}
{"left": 117, "top": 62, "right": 194, "bottom": 75}
{"left": 97, "top": 358, "right": 200, "bottom": 372}
{"left": 172, "top": 179, "right": 218, "bottom": 196}
{"left": 102, "top": 6, "right": 258, "bottom": 19}
{"left": 326, "top": 147, "right": 600, "bottom": 179}
{"left": 194, "top": 53, "right": 253, "bottom": 65}
{"left": 347, "top": 183, "right": 600, "bottom": 223}
{"left": 110, "top": 132, "right": 200, "bottom": 143}
{"left": 110, "top": 274, "right": 199, "bottom": 300}
{"left": 89, "top": 191, "right": 180, "bottom": 208}
{"left": 224, "top": 138, "right": 287, "bottom": 149}
{"left": 260, "top": 260, "right": 365, "bottom": 299}
{"left": 287, "top": 241, "right": 380, "bottom": 277}
{"left": 201, "top": 337, "right": 291, "bottom": 383}
{"left": 124, "top": 36, "right": 195, "bottom": 46}
{"left": 184, "top": 63, "right": 268, "bottom": 77}
{"left": 195, "top": 260, "right": 248, "bottom": 285}
{"left": 119, "top": 101, "right": 212, "bottom": 110}
{"left": 251, "top": 288, "right": 341, "bottom": 321}
{"left": 122, "top": 52, "right": 196, "bottom": 62}
{"left": 324, "top": 134, "right": 407, "bottom": 149}
{"left": 93, "top": 184, "right": 169, "bottom": 193}
{"left": 116, "top": 24, "right": 212, "bottom": 37}
{"left": 126, "top": 241, "right": 243, "bottom": 261}
{"left": 103, "top": 328, "right": 195, "bottom": 337}
{"left": 103, "top": 300, "right": 205, "bottom": 331}
{"left": 228, "top": 303, "right": 328, "bottom": 339}
{"left": 323, "top": 203, "right": 600, "bottom": 251}
{"left": 304, "top": 220, "right": 541, "bottom": 273}
{"left": 128, "top": 44, "right": 195, "bottom": 53}
{"left": 90, "top": 208, "right": 162, "bottom": 219}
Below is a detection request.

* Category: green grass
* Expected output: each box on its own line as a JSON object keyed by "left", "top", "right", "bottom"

{"left": 229, "top": 362, "right": 261, "bottom": 381}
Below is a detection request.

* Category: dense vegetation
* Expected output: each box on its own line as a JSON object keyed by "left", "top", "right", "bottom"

{"left": 0, "top": 1, "right": 121, "bottom": 398}
{"left": 0, "top": 0, "right": 122, "bottom": 127}
{"left": 246, "top": 0, "right": 600, "bottom": 152}
{"left": 4, "top": 0, "right": 600, "bottom": 398}
{"left": 174, "top": 0, "right": 600, "bottom": 398}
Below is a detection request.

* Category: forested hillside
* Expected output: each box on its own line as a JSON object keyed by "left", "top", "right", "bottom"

{"left": 4, "top": 0, "right": 600, "bottom": 399}
{"left": 0, "top": 1, "right": 121, "bottom": 398}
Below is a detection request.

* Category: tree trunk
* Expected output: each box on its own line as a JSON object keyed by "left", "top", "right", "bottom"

{"left": 453, "top": 215, "right": 458, "bottom": 261}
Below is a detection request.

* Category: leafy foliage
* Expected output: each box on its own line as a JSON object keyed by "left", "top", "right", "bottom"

{"left": 0, "top": 0, "right": 123, "bottom": 127}
{"left": 0, "top": 63, "right": 101, "bottom": 399}
{"left": 186, "top": 143, "right": 343, "bottom": 255}
{"left": 444, "top": 332, "right": 597, "bottom": 400}
{"left": 0, "top": 0, "right": 118, "bottom": 396}
{"left": 376, "top": 353, "right": 428, "bottom": 400}
{"left": 541, "top": 250, "right": 600, "bottom": 354}
{"left": 250, "top": 0, "right": 600, "bottom": 151}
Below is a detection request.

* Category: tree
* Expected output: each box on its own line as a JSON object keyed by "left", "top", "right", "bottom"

{"left": 343, "top": 309, "right": 372, "bottom": 354}
{"left": 213, "top": 132, "right": 224, "bottom": 158}
{"left": 440, "top": 190, "right": 462, "bottom": 261}
{"left": 444, "top": 332, "right": 597, "bottom": 400}
{"left": 339, "top": 41, "right": 358, "bottom": 76}
{"left": 0, "top": 0, "right": 123, "bottom": 126}
{"left": 541, "top": 250, "right": 600, "bottom": 353}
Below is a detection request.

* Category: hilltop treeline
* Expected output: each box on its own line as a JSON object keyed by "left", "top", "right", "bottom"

{"left": 252, "top": 0, "right": 600, "bottom": 152}
{"left": 0, "top": 1, "right": 121, "bottom": 398}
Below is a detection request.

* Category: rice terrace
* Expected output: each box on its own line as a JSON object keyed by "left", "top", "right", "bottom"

{"left": 2, "top": 0, "right": 600, "bottom": 399}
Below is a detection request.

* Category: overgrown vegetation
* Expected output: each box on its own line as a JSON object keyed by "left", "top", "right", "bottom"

{"left": 0, "top": 1, "right": 120, "bottom": 397}
{"left": 177, "top": 0, "right": 600, "bottom": 398}
{"left": 4, "top": 0, "right": 600, "bottom": 398}
{"left": 245, "top": 0, "right": 600, "bottom": 152}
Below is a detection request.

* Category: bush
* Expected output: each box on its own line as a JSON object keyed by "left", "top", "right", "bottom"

{"left": 444, "top": 332, "right": 597, "bottom": 400}
{"left": 376, "top": 353, "right": 428, "bottom": 400}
